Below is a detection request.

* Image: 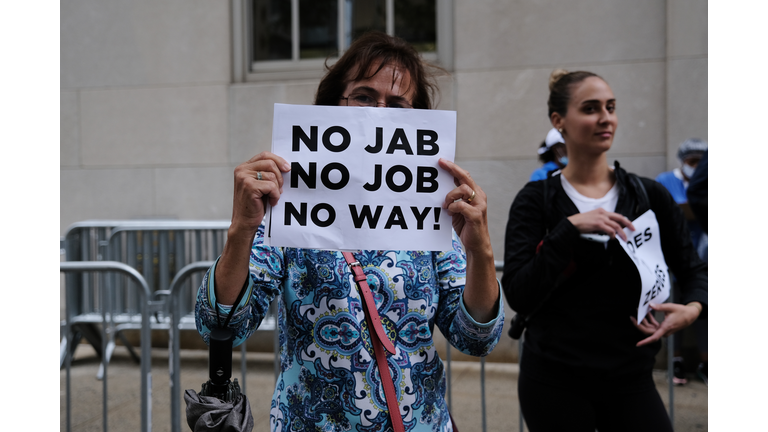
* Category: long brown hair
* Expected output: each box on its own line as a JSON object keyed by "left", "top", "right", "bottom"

{"left": 314, "top": 31, "right": 439, "bottom": 109}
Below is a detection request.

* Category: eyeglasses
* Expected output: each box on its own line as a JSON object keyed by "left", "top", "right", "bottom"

{"left": 340, "top": 93, "right": 413, "bottom": 109}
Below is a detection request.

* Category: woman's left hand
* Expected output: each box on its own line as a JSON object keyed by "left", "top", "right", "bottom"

{"left": 631, "top": 302, "right": 702, "bottom": 347}
{"left": 438, "top": 158, "right": 498, "bottom": 322}
{"left": 438, "top": 158, "right": 491, "bottom": 252}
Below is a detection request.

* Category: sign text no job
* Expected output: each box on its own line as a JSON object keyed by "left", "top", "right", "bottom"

{"left": 267, "top": 103, "right": 457, "bottom": 251}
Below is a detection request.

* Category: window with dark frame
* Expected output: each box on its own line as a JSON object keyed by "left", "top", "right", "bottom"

{"left": 250, "top": 0, "right": 436, "bottom": 65}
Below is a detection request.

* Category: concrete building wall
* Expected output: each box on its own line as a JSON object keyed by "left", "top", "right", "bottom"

{"left": 60, "top": 0, "right": 233, "bottom": 231}
{"left": 61, "top": 0, "right": 707, "bottom": 244}
{"left": 666, "top": 0, "right": 708, "bottom": 170}
{"left": 60, "top": 0, "right": 707, "bottom": 361}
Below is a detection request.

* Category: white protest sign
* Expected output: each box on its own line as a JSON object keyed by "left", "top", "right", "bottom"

{"left": 617, "top": 209, "right": 670, "bottom": 323}
{"left": 267, "top": 103, "right": 456, "bottom": 251}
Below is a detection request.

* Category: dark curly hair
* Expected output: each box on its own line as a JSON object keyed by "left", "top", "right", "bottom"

{"left": 314, "top": 31, "right": 440, "bottom": 109}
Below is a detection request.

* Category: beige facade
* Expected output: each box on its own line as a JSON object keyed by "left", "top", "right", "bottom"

{"left": 60, "top": 0, "right": 708, "bottom": 264}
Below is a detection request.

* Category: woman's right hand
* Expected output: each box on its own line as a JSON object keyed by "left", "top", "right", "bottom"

{"left": 230, "top": 152, "right": 291, "bottom": 234}
{"left": 567, "top": 208, "right": 635, "bottom": 242}
{"left": 215, "top": 152, "right": 291, "bottom": 305}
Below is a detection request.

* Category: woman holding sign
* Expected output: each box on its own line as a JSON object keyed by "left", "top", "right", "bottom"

{"left": 501, "top": 69, "right": 707, "bottom": 431}
{"left": 195, "top": 32, "right": 503, "bottom": 432}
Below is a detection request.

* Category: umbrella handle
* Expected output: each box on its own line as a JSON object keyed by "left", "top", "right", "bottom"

{"left": 203, "top": 327, "right": 236, "bottom": 400}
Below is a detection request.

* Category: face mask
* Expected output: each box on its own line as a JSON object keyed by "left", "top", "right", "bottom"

{"left": 682, "top": 163, "right": 696, "bottom": 178}
{"left": 559, "top": 156, "right": 569, "bottom": 166}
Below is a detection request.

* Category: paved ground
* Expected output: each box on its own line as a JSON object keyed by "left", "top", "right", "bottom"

{"left": 61, "top": 345, "right": 707, "bottom": 432}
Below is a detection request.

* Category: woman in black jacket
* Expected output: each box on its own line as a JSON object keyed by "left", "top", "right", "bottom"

{"left": 502, "top": 69, "right": 707, "bottom": 432}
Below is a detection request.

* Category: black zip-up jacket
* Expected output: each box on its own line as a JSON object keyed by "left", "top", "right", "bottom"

{"left": 502, "top": 163, "right": 707, "bottom": 382}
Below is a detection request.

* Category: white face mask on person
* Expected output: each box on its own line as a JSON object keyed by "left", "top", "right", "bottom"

{"left": 682, "top": 163, "right": 696, "bottom": 178}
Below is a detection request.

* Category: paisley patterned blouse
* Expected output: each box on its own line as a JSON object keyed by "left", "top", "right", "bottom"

{"left": 195, "top": 222, "right": 504, "bottom": 432}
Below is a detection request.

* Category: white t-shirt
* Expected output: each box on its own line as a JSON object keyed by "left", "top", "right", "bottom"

{"left": 560, "top": 173, "right": 619, "bottom": 214}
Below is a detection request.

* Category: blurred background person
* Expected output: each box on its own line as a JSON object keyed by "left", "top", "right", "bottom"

{"left": 655, "top": 139, "right": 709, "bottom": 385}
{"left": 530, "top": 128, "right": 567, "bottom": 181}
{"left": 655, "top": 139, "right": 707, "bottom": 215}
{"left": 687, "top": 149, "right": 708, "bottom": 234}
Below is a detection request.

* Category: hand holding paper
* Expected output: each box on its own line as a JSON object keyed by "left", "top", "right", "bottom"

{"left": 567, "top": 208, "right": 635, "bottom": 241}
{"left": 438, "top": 158, "right": 490, "bottom": 253}
{"left": 214, "top": 151, "right": 291, "bottom": 305}
{"left": 631, "top": 302, "right": 702, "bottom": 347}
{"left": 231, "top": 152, "right": 291, "bottom": 234}
{"left": 438, "top": 157, "right": 498, "bottom": 322}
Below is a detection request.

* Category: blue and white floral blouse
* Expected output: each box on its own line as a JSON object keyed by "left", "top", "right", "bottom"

{"left": 195, "top": 222, "right": 504, "bottom": 432}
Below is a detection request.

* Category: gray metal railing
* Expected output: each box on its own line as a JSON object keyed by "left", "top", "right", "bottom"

{"left": 100, "top": 222, "right": 230, "bottom": 375}
{"left": 61, "top": 220, "right": 218, "bottom": 369}
{"left": 61, "top": 261, "right": 153, "bottom": 432}
{"left": 60, "top": 220, "right": 278, "bottom": 376}
{"left": 154, "top": 260, "right": 214, "bottom": 432}
{"left": 153, "top": 260, "right": 277, "bottom": 432}
{"left": 61, "top": 220, "right": 279, "bottom": 432}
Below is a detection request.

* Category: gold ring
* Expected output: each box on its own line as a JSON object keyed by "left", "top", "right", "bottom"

{"left": 467, "top": 190, "right": 476, "bottom": 203}
{"left": 256, "top": 171, "right": 263, "bottom": 181}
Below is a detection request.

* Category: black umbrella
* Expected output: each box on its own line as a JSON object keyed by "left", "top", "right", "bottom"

{"left": 185, "top": 287, "right": 254, "bottom": 432}
{"left": 184, "top": 389, "right": 252, "bottom": 432}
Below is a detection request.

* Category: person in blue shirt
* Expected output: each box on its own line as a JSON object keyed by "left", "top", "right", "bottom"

{"left": 687, "top": 150, "right": 708, "bottom": 234}
{"left": 655, "top": 138, "right": 707, "bottom": 253}
{"left": 530, "top": 128, "right": 567, "bottom": 181}
{"left": 655, "top": 138, "right": 708, "bottom": 386}
{"left": 655, "top": 139, "right": 707, "bottom": 205}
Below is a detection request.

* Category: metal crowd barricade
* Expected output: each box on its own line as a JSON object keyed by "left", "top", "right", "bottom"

{"left": 442, "top": 262, "right": 497, "bottom": 432}
{"left": 61, "top": 220, "right": 186, "bottom": 371}
{"left": 155, "top": 261, "right": 213, "bottom": 432}
{"left": 60, "top": 220, "right": 245, "bottom": 374}
{"left": 61, "top": 220, "right": 279, "bottom": 431}
{"left": 100, "top": 221, "right": 232, "bottom": 374}
{"left": 102, "top": 221, "right": 278, "bottom": 379}
{"left": 61, "top": 221, "right": 121, "bottom": 370}
{"left": 61, "top": 261, "right": 154, "bottom": 432}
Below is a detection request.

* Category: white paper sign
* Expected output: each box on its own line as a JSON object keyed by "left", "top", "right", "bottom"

{"left": 267, "top": 103, "right": 457, "bottom": 251}
{"left": 617, "top": 210, "right": 670, "bottom": 323}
